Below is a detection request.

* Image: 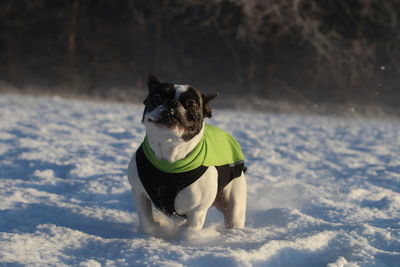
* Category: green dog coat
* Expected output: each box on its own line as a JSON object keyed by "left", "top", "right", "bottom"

{"left": 136, "top": 124, "right": 246, "bottom": 218}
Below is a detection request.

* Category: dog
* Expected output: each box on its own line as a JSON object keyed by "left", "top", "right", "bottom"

{"left": 127, "top": 75, "right": 247, "bottom": 235}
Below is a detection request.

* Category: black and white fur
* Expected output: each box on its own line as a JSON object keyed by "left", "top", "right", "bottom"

{"left": 127, "top": 75, "right": 246, "bottom": 235}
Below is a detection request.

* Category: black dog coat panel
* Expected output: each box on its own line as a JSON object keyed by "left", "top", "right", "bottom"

{"left": 135, "top": 145, "right": 245, "bottom": 218}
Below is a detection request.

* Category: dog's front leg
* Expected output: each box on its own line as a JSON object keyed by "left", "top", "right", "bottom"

{"left": 185, "top": 208, "right": 208, "bottom": 230}
{"left": 133, "top": 191, "right": 160, "bottom": 234}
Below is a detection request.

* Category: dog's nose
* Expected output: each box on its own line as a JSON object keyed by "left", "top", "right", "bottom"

{"left": 165, "top": 100, "right": 179, "bottom": 115}
{"left": 167, "top": 108, "right": 175, "bottom": 115}
{"left": 167, "top": 100, "right": 179, "bottom": 109}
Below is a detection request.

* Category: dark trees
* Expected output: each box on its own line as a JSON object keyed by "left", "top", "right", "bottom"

{"left": 0, "top": 0, "right": 398, "bottom": 107}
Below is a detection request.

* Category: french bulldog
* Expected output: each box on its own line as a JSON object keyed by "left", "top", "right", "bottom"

{"left": 127, "top": 75, "right": 247, "bottom": 235}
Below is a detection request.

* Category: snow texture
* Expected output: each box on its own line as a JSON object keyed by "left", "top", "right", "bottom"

{"left": 0, "top": 94, "right": 399, "bottom": 267}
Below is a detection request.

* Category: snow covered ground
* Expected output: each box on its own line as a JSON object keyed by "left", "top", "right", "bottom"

{"left": 0, "top": 94, "right": 399, "bottom": 267}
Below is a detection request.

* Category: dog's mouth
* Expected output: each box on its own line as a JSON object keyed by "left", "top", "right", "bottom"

{"left": 148, "top": 113, "right": 184, "bottom": 129}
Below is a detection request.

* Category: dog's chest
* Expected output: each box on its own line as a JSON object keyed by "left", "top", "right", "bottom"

{"left": 136, "top": 145, "right": 208, "bottom": 217}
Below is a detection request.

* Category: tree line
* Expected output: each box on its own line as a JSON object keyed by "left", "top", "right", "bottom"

{"left": 0, "top": 0, "right": 399, "bottom": 107}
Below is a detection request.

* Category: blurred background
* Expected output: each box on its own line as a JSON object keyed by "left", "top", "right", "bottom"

{"left": 0, "top": 0, "right": 399, "bottom": 115}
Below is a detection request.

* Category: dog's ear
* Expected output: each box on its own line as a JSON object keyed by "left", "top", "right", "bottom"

{"left": 142, "top": 95, "right": 149, "bottom": 105}
{"left": 202, "top": 93, "right": 218, "bottom": 118}
{"left": 144, "top": 74, "right": 160, "bottom": 105}
{"left": 147, "top": 74, "right": 160, "bottom": 92}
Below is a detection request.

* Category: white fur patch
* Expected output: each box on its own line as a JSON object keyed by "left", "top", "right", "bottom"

{"left": 143, "top": 116, "right": 204, "bottom": 162}
{"left": 144, "top": 105, "right": 164, "bottom": 122}
{"left": 174, "top": 84, "right": 190, "bottom": 100}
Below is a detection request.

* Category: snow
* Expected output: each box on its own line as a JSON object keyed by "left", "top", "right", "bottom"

{"left": 0, "top": 93, "right": 399, "bottom": 266}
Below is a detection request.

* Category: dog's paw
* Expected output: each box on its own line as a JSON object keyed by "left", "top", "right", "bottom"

{"left": 174, "top": 224, "right": 220, "bottom": 244}
{"left": 139, "top": 222, "right": 160, "bottom": 235}
{"left": 139, "top": 221, "right": 178, "bottom": 238}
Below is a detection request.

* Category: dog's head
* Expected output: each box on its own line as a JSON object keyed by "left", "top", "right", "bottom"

{"left": 142, "top": 75, "right": 217, "bottom": 141}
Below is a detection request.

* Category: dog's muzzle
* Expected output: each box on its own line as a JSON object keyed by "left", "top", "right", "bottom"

{"left": 149, "top": 101, "right": 184, "bottom": 128}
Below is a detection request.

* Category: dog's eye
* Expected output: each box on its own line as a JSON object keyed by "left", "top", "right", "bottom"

{"left": 186, "top": 99, "right": 198, "bottom": 109}
{"left": 151, "top": 94, "right": 162, "bottom": 105}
